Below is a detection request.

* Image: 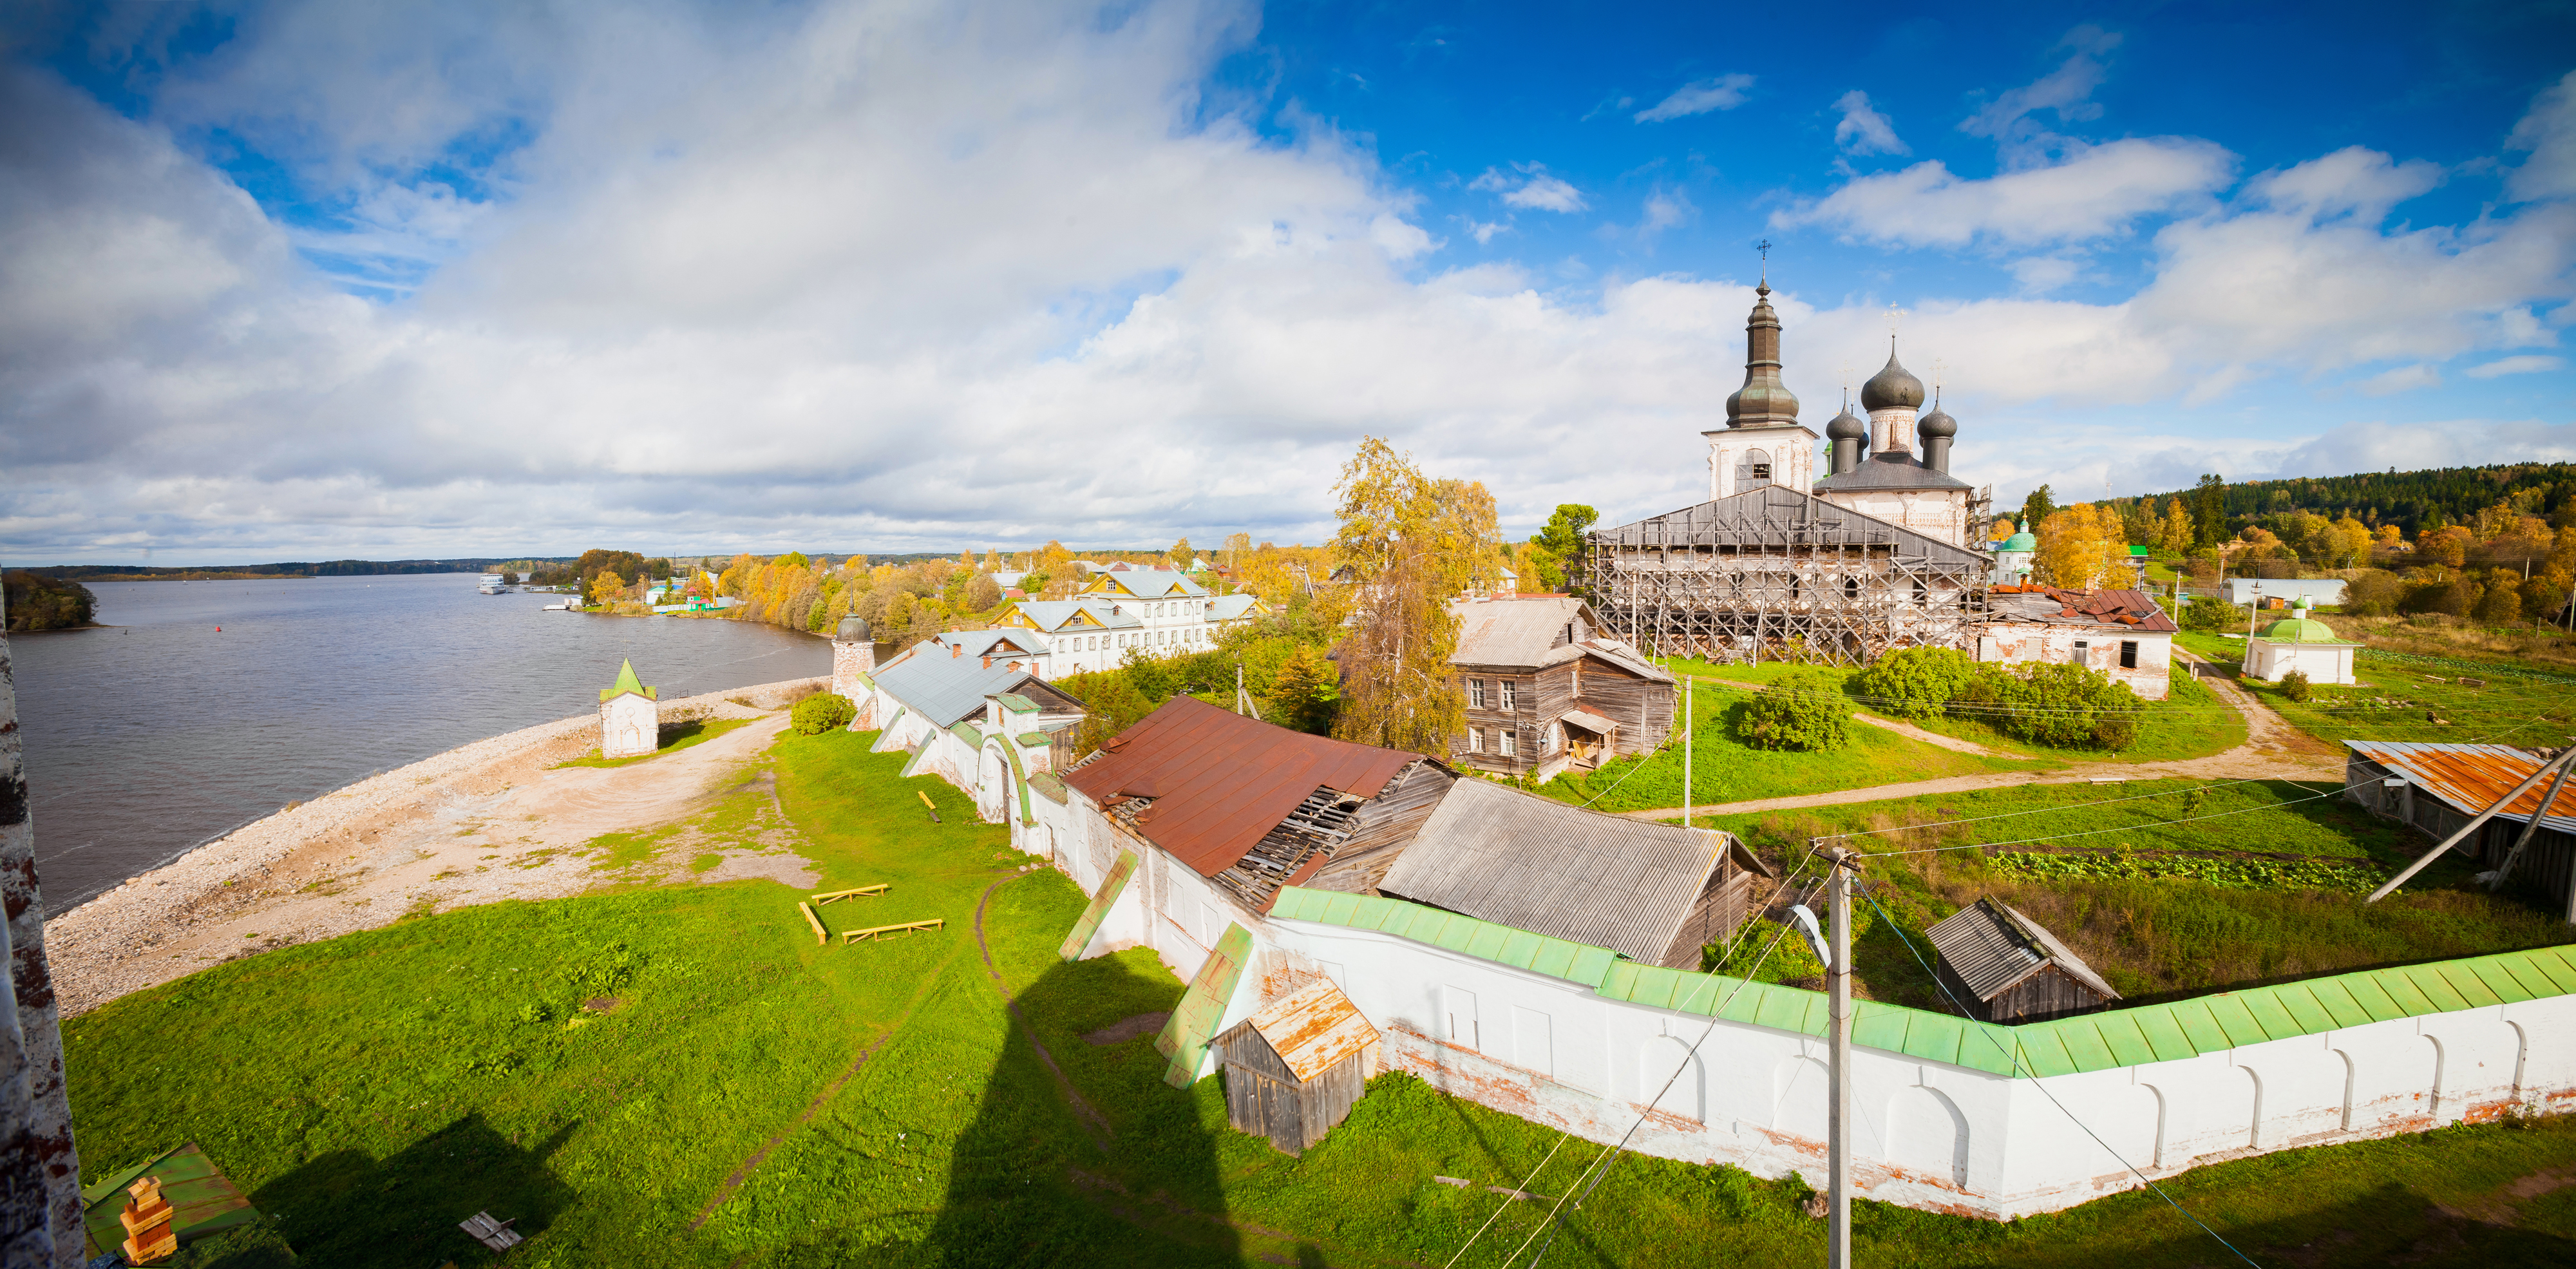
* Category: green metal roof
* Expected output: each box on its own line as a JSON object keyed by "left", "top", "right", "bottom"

{"left": 1270, "top": 887, "right": 2576, "bottom": 1079}
{"left": 996, "top": 692, "right": 1038, "bottom": 713}
{"left": 949, "top": 721, "right": 983, "bottom": 748}
{"left": 600, "top": 658, "right": 658, "bottom": 701}
{"left": 1016, "top": 732, "right": 1050, "bottom": 747}
{"left": 2258, "top": 616, "right": 2347, "bottom": 644}
{"left": 1029, "top": 772, "right": 1070, "bottom": 804}
{"left": 2000, "top": 532, "right": 2038, "bottom": 551}
{"left": 80, "top": 1143, "right": 260, "bottom": 1259}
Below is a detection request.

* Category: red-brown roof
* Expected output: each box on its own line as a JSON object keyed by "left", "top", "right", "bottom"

{"left": 1985, "top": 585, "right": 2179, "bottom": 633}
{"left": 1064, "top": 696, "right": 1425, "bottom": 877}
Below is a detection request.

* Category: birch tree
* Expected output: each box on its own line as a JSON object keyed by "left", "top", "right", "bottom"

{"left": 1327, "top": 437, "right": 1498, "bottom": 754}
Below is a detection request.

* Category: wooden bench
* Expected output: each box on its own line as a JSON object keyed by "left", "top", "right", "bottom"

{"left": 811, "top": 885, "right": 889, "bottom": 905}
{"left": 797, "top": 901, "right": 828, "bottom": 946}
{"left": 840, "top": 919, "right": 945, "bottom": 943}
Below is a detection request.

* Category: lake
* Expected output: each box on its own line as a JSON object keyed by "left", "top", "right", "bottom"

{"left": 10, "top": 573, "right": 833, "bottom": 914}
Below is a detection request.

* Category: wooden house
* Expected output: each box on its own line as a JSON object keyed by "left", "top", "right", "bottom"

{"left": 1924, "top": 899, "right": 2120, "bottom": 1024}
{"left": 1446, "top": 596, "right": 1674, "bottom": 781}
{"left": 1215, "top": 978, "right": 1380, "bottom": 1156}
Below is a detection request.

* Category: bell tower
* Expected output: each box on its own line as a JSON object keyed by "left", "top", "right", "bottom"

{"left": 1704, "top": 254, "right": 1817, "bottom": 501}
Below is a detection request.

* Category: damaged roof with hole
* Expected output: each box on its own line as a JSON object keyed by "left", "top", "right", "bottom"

{"left": 1376, "top": 778, "right": 1771, "bottom": 964}
{"left": 1980, "top": 586, "right": 2177, "bottom": 632}
{"left": 1925, "top": 898, "right": 2120, "bottom": 1004}
{"left": 2347, "top": 741, "right": 2576, "bottom": 833}
{"left": 1063, "top": 696, "right": 1430, "bottom": 879}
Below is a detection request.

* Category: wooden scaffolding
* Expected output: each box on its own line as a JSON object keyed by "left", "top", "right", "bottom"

{"left": 1582, "top": 485, "right": 1989, "bottom": 667}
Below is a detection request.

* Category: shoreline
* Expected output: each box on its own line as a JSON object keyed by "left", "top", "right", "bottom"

{"left": 43, "top": 674, "right": 827, "bottom": 1016}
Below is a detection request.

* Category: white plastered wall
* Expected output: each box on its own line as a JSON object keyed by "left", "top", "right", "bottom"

{"left": 1975, "top": 628, "right": 2172, "bottom": 700}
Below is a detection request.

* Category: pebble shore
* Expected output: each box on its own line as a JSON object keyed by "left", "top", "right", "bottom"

{"left": 44, "top": 676, "right": 826, "bottom": 1015}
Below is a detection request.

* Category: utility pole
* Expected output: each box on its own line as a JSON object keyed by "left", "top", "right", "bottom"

{"left": 1826, "top": 844, "right": 1859, "bottom": 1269}
{"left": 1681, "top": 675, "right": 1693, "bottom": 830}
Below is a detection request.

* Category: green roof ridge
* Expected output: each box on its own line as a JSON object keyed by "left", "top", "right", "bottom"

{"left": 1269, "top": 888, "right": 2576, "bottom": 1078}
{"left": 601, "top": 658, "right": 657, "bottom": 701}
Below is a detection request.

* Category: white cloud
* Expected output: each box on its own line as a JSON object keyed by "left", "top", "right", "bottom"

{"left": 2507, "top": 70, "right": 2576, "bottom": 202}
{"left": 2358, "top": 364, "right": 2439, "bottom": 396}
{"left": 2248, "top": 146, "right": 2441, "bottom": 222}
{"left": 1470, "top": 164, "right": 1586, "bottom": 213}
{"left": 1635, "top": 73, "right": 1754, "bottom": 123}
{"left": 1831, "top": 90, "right": 1908, "bottom": 157}
{"left": 1960, "top": 25, "right": 2121, "bottom": 150}
{"left": 1771, "top": 137, "right": 2234, "bottom": 247}
{"left": 2007, "top": 256, "right": 2080, "bottom": 293}
{"left": 2467, "top": 354, "right": 2566, "bottom": 377}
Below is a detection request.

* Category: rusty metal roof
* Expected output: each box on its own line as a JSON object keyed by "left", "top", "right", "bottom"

{"left": 2345, "top": 741, "right": 2576, "bottom": 832}
{"left": 1064, "top": 696, "right": 1424, "bottom": 876}
{"left": 1982, "top": 586, "right": 2178, "bottom": 633}
{"left": 1243, "top": 977, "right": 1380, "bottom": 1082}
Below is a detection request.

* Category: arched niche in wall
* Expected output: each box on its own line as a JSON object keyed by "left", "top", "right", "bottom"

{"left": 1770, "top": 1055, "right": 1828, "bottom": 1142}
{"left": 1884, "top": 1085, "right": 1969, "bottom": 1188}
{"left": 1643, "top": 1035, "right": 1703, "bottom": 1123}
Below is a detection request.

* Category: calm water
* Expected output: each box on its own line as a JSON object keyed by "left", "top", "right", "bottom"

{"left": 11, "top": 574, "right": 831, "bottom": 914}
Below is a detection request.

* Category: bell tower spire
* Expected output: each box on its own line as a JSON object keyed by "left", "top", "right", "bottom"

{"left": 1724, "top": 243, "right": 1801, "bottom": 428}
{"left": 1706, "top": 246, "right": 1818, "bottom": 501}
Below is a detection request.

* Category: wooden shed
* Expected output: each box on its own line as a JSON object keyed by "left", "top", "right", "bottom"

{"left": 1925, "top": 899, "right": 2121, "bottom": 1024}
{"left": 1215, "top": 978, "right": 1379, "bottom": 1156}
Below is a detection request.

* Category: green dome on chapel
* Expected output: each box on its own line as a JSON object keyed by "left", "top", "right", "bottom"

{"left": 1999, "top": 532, "right": 2038, "bottom": 552}
{"left": 2259, "top": 617, "right": 2341, "bottom": 643}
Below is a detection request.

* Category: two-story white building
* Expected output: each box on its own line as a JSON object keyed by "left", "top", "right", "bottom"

{"left": 992, "top": 568, "right": 1270, "bottom": 676}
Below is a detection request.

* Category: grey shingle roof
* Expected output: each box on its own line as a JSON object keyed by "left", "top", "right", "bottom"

{"left": 1448, "top": 598, "right": 1671, "bottom": 680}
{"left": 1378, "top": 778, "right": 1767, "bottom": 964}
{"left": 1924, "top": 899, "right": 2118, "bottom": 1004}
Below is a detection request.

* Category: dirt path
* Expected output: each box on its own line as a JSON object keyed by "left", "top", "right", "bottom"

{"left": 1626, "top": 656, "right": 2340, "bottom": 821}
{"left": 45, "top": 678, "right": 827, "bottom": 1016}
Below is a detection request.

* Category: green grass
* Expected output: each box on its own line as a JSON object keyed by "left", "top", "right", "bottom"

{"left": 553, "top": 717, "right": 755, "bottom": 768}
{"left": 1706, "top": 782, "right": 2576, "bottom": 1007}
{"left": 2239, "top": 656, "right": 2576, "bottom": 749}
{"left": 1540, "top": 666, "right": 2047, "bottom": 812}
{"left": 64, "top": 730, "right": 2576, "bottom": 1266}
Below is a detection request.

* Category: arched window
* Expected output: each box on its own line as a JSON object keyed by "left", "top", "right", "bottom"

{"left": 1734, "top": 448, "right": 1775, "bottom": 490}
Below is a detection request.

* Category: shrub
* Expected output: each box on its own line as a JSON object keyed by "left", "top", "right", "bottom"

{"left": 1738, "top": 669, "right": 1849, "bottom": 751}
{"left": 1850, "top": 646, "right": 1978, "bottom": 719}
{"left": 1949, "top": 662, "right": 2143, "bottom": 750}
{"left": 2474, "top": 580, "right": 2523, "bottom": 625}
{"left": 2344, "top": 568, "right": 2403, "bottom": 616}
{"left": 790, "top": 692, "right": 856, "bottom": 734}
{"left": 2523, "top": 577, "right": 2568, "bottom": 626}
{"left": 2278, "top": 669, "right": 2312, "bottom": 703}
{"left": 2181, "top": 595, "right": 2240, "bottom": 632}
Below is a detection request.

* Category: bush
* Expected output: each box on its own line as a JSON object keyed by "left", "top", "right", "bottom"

{"left": 2344, "top": 568, "right": 2403, "bottom": 616}
{"left": 1850, "top": 646, "right": 1977, "bottom": 719}
{"left": 2523, "top": 577, "right": 2568, "bottom": 626}
{"left": 790, "top": 692, "right": 856, "bottom": 734}
{"left": 1738, "top": 669, "right": 1849, "bottom": 752}
{"left": 2181, "top": 595, "right": 2240, "bottom": 632}
{"left": 1949, "top": 662, "right": 2144, "bottom": 750}
{"left": 2474, "top": 580, "right": 2523, "bottom": 625}
{"left": 2279, "top": 669, "right": 2312, "bottom": 703}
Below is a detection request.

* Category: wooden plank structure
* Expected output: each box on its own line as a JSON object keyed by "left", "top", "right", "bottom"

{"left": 840, "top": 918, "right": 944, "bottom": 942}
{"left": 1215, "top": 978, "right": 1380, "bottom": 1156}
{"left": 1059, "top": 850, "right": 1139, "bottom": 959}
{"left": 812, "top": 884, "right": 889, "bottom": 904}
{"left": 1584, "top": 485, "right": 1989, "bottom": 667}
{"left": 79, "top": 1143, "right": 261, "bottom": 1263}
{"left": 1925, "top": 898, "right": 2120, "bottom": 1024}
{"left": 797, "top": 901, "right": 828, "bottom": 946}
{"left": 1154, "top": 923, "right": 1253, "bottom": 1087}
{"left": 2344, "top": 741, "right": 2576, "bottom": 917}
{"left": 459, "top": 1210, "right": 524, "bottom": 1252}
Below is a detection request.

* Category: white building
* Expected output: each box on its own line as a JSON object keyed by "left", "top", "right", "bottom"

{"left": 1973, "top": 586, "right": 2177, "bottom": 701}
{"left": 2242, "top": 606, "right": 2359, "bottom": 685}
{"left": 860, "top": 640, "right": 1087, "bottom": 823}
{"left": 992, "top": 568, "right": 1269, "bottom": 677}
{"left": 598, "top": 660, "right": 658, "bottom": 758}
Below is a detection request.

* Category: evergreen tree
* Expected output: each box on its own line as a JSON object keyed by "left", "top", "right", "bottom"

{"left": 2193, "top": 475, "right": 2228, "bottom": 548}
{"left": 2020, "top": 484, "right": 2057, "bottom": 533}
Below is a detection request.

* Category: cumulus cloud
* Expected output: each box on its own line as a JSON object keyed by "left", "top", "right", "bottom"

{"left": 1635, "top": 73, "right": 1754, "bottom": 123}
{"left": 1831, "top": 90, "right": 1908, "bottom": 157}
{"left": 1960, "top": 25, "right": 2121, "bottom": 151}
{"left": 1771, "top": 137, "right": 2234, "bottom": 247}
{"left": 2467, "top": 354, "right": 2566, "bottom": 377}
{"left": 2358, "top": 364, "right": 2439, "bottom": 396}
{"left": 2507, "top": 70, "right": 2576, "bottom": 202}
{"left": 2248, "top": 146, "right": 2441, "bottom": 222}
{"left": 1472, "top": 165, "right": 1585, "bottom": 213}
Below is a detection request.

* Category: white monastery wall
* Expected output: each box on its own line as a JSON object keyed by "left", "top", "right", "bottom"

{"left": 1976, "top": 628, "right": 2173, "bottom": 701}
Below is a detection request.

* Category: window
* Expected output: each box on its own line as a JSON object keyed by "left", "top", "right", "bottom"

{"left": 2120, "top": 640, "right": 2139, "bottom": 669}
{"left": 2072, "top": 640, "right": 2090, "bottom": 665}
{"left": 1500, "top": 730, "right": 1519, "bottom": 757}
{"left": 1499, "top": 680, "right": 1517, "bottom": 711}
{"left": 1467, "top": 727, "right": 1482, "bottom": 753}
{"left": 1468, "top": 679, "right": 1487, "bottom": 709}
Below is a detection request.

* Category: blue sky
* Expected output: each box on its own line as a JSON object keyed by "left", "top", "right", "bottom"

{"left": 3, "top": 0, "right": 2572, "bottom": 562}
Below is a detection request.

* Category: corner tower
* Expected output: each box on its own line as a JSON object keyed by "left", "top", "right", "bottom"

{"left": 1704, "top": 274, "right": 1817, "bottom": 500}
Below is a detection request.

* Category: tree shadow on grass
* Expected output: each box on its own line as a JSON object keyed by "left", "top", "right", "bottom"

{"left": 242, "top": 1113, "right": 577, "bottom": 1267}
{"left": 1978, "top": 1180, "right": 2576, "bottom": 1268}
{"left": 911, "top": 948, "right": 1246, "bottom": 1268}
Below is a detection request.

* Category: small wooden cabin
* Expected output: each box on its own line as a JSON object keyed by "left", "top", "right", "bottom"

{"left": 1215, "top": 979, "right": 1380, "bottom": 1156}
{"left": 1925, "top": 899, "right": 2121, "bottom": 1024}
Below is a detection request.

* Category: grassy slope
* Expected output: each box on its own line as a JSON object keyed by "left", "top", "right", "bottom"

{"left": 1707, "top": 783, "right": 2576, "bottom": 1007}
{"left": 59, "top": 730, "right": 2576, "bottom": 1266}
{"left": 553, "top": 716, "right": 755, "bottom": 768}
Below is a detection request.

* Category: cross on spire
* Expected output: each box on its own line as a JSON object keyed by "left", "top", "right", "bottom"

{"left": 1756, "top": 238, "right": 1772, "bottom": 291}
{"left": 1884, "top": 303, "right": 1908, "bottom": 343}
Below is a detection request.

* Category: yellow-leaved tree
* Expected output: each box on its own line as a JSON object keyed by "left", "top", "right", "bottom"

{"left": 1327, "top": 437, "right": 1498, "bottom": 754}
{"left": 2159, "top": 498, "right": 2193, "bottom": 557}
{"left": 2032, "top": 504, "right": 2129, "bottom": 589}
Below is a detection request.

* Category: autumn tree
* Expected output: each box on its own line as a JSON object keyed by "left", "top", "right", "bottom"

{"left": 1524, "top": 504, "right": 1598, "bottom": 592}
{"left": 966, "top": 572, "right": 1003, "bottom": 611}
{"left": 591, "top": 570, "right": 628, "bottom": 605}
{"left": 2032, "top": 504, "right": 2128, "bottom": 589}
{"left": 1326, "top": 437, "right": 1495, "bottom": 753}
{"left": 2159, "top": 498, "right": 2193, "bottom": 557}
{"left": 1168, "top": 537, "right": 1193, "bottom": 572}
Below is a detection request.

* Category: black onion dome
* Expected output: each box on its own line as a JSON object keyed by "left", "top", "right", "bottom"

{"left": 1859, "top": 347, "right": 1925, "bottom": 412}
{"left": 1917, "top": 401, "right": 1956, "bottom": 438}
{"left": 1826, "top": 407, "right": 1867, "bottom": 440}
